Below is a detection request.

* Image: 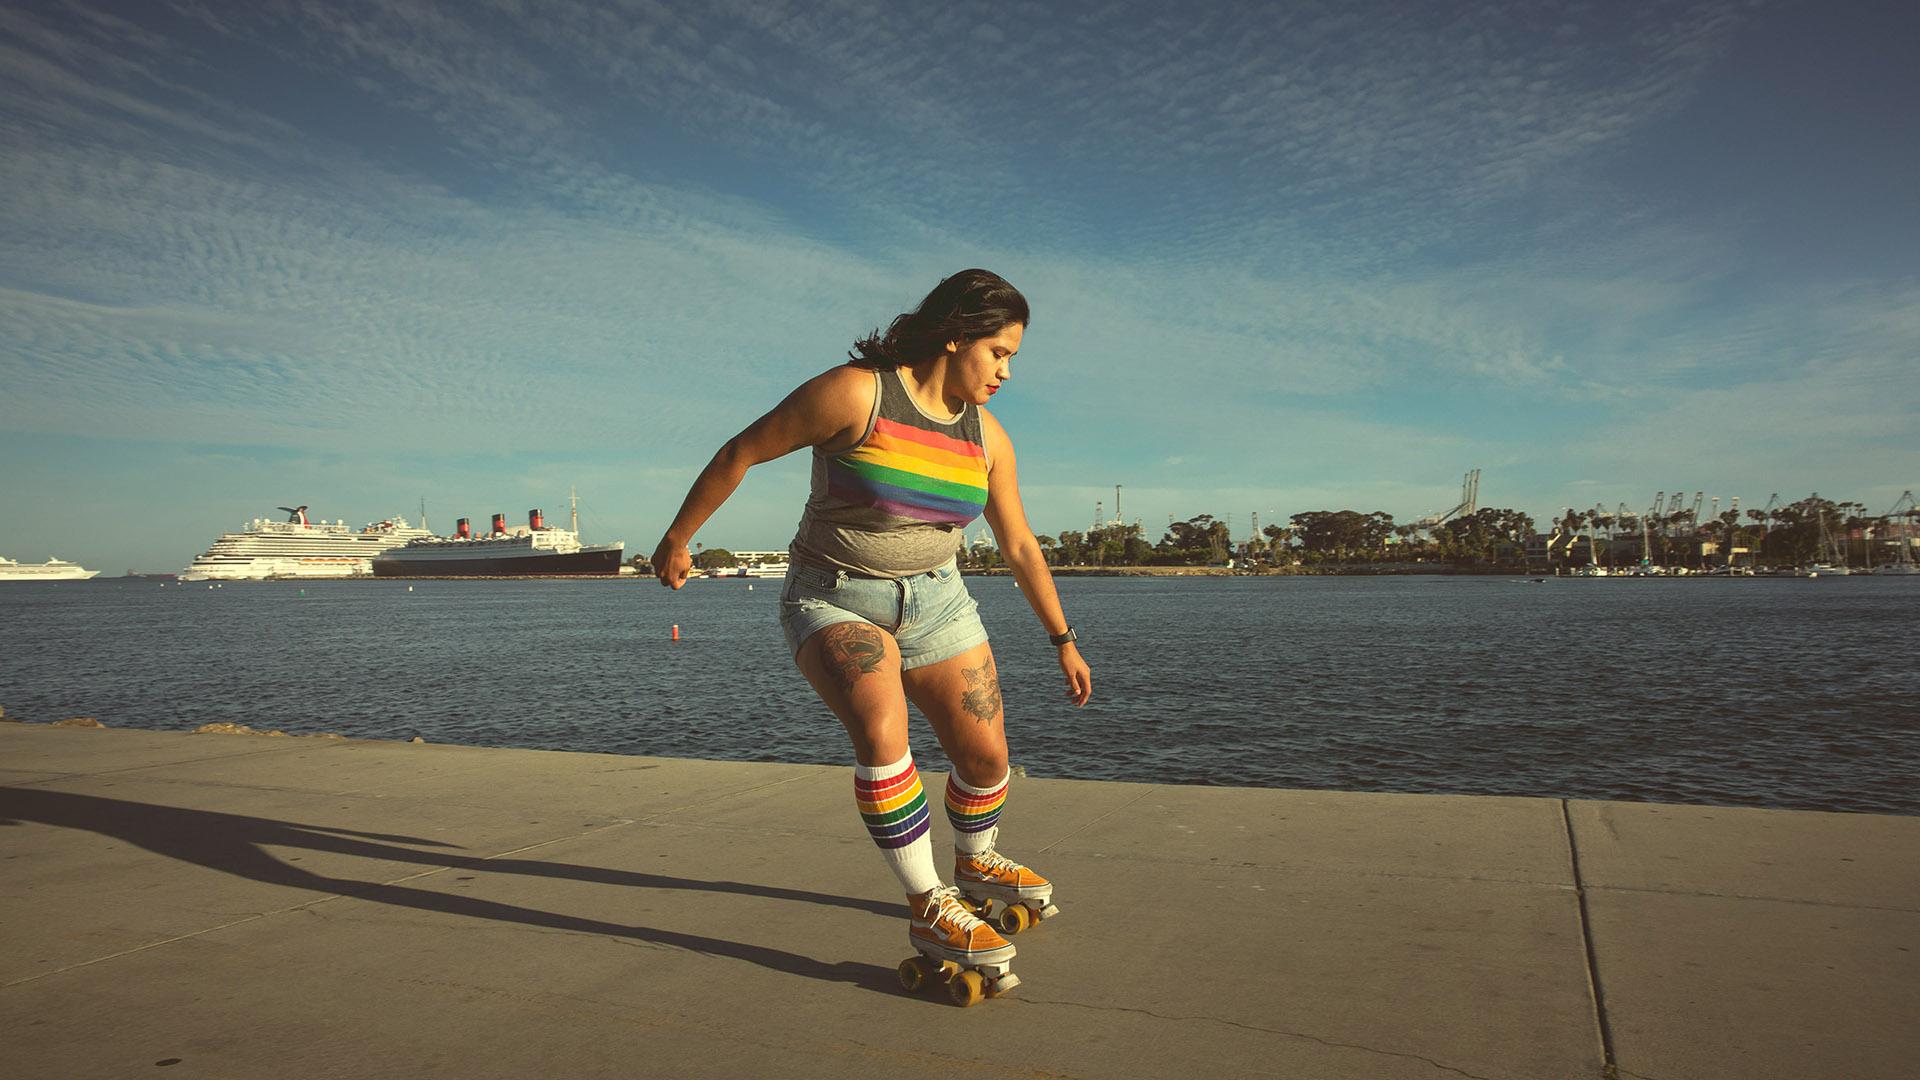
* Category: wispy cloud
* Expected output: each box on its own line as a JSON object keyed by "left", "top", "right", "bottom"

{"left": 2, "top": 0, "right": 1913, "bottom": 571}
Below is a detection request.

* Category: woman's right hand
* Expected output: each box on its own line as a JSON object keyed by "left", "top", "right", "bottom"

{"left": 646, "top": 366, "right": 872, "bottom": 592}
{"left": 652, "top": 537, "right": 692, "bottom": 589}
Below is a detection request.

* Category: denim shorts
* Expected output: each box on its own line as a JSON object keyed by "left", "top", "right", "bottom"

{"left": 779, "top": 557, "right": 990, "bottom": 670}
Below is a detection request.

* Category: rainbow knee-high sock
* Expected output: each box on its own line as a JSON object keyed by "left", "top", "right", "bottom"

{"left": 854, "top": 752, "right": 941, "bottom": 896}
{"left": 946, "top": 771, "right": 1008, "bottom": 856}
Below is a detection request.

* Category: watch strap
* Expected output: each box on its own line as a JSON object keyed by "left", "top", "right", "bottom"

{"left": 1049, "top": 627, "right": 1077, "bottom": 646}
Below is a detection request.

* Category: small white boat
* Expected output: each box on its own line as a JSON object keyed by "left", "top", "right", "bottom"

{"left": 1805, "top": 563, "right": 1851, "bottom": 577}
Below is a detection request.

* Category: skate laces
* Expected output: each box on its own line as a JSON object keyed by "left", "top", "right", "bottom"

{"left": 968, "top": 849, "right": 1022, "bottom": 875}
{"left": 920, "top": 885, "right": 986, "bottom": 932}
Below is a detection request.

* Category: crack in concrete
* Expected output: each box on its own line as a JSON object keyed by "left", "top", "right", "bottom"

{"left": 0, "top": 817, "right": 642, "bottom": 989}
{"left": 1010, "top": 995, "right": 1502, "bottom": 1079}
{"left": 636, "top": 766, "right": 834, "bottom": 822}
{"left": 1037, "top": 787, "right": 1160, "bottom": 854}
{"left": 1053, "top": 849, "right": 1574, "bottom": 889}
{"left": 833, "top": 1036, "right": 1087, "bottom": 1077}
{"left": 0, "top": 742, "right": 314, "bottom": 787}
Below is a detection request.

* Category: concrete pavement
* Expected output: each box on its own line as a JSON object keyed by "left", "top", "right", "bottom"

{"left": 2, "top": 724, "right": 1914, "bottom": 1079}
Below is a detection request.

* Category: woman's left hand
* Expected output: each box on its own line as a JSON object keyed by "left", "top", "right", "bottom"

{"left": 1058, "top": 643, "right": 1092, "bottom": 707}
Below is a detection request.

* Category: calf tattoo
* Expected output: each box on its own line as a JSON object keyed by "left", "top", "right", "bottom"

{"left": 822, "top": 623, "right": 885, "bottom": 694}
{"left": 961, "top": 658, "right": 1002, "bottom": 723}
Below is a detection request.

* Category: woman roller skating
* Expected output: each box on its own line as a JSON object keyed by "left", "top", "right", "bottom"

{"left": 651, "top": 269, "right": 1092, "bottom": 1005}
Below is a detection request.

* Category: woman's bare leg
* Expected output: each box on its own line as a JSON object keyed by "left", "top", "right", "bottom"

{"left": 904, "top": 640, "right": 1053, "bottom": 925}
{"left": 795, "top": 622, "right": 941, "bottom": 907}
{"left": 900, "top": 640, "right": 1008, "bottom": 786}
{"left": 794, "top": 621, "right": 909, "bottom": 765}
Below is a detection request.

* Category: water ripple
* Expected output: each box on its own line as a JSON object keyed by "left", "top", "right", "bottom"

{"left": 1, "top": 575, "right": 1915, "bottom": 815}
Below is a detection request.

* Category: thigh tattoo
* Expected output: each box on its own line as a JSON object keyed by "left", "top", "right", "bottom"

{"left": 822, "top": 623, "right": 886, "bottom": 694}
{"left": 961, "top": 658, "right": 1002, "bottom": 724}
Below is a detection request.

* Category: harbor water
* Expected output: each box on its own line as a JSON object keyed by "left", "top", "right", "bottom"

{"left": 2, "top": 575, "right": 1914, "bottom": 815}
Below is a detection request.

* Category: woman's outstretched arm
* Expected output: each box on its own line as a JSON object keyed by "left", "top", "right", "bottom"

{"left": 652, "top": 367, "right": 871, "bottom": 588}
{"left": 980, "top": 408, "right": 1092, "bottom": 707}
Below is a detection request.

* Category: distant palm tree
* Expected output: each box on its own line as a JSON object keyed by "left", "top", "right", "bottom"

{"left": 1715, "top": 509, "right": 1741, "bottom": 567}
{"left": 1841, "top": 504, "right": 1872, "bottom": 567}
{"left": 1746, "top": 508, "right": 1771, "bottom": 564}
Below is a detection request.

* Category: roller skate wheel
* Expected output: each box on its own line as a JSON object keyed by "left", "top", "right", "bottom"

{"left": 949, "top": 969, "right": 986, "bottom": 1007}
{"left": 957, "top": 895, "right": 988, "bottom": 916}
{"left": 986, "top": 971, "right": 1021, "bottom": 998}
{"left": 996, "top": 903, "right": 1033, "bottom": 935}
{"left": 898, "top": 956, "right": 935, "bottom": 993}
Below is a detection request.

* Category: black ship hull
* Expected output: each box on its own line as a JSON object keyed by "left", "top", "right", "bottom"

{"left": 371, "top": 546, "right": 624, "bottom": 577}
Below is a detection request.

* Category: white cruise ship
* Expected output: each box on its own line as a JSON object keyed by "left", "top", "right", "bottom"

{"left": 0, "top": 555, "right": 100, "bottom": 581}
{"left": 180, "top": 506, "right": 431, "bottom": 581}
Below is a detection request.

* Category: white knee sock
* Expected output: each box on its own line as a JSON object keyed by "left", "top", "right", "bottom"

{"left": 853, "top": 751, "right": 942, "bottom": 896}
{"left": 946, "top": 770, "right": 1009, "bottom": 856}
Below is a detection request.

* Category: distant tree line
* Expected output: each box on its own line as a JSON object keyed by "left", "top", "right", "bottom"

{"left": 634, "top": 492, "right": 1910, "bottom": 574}
{"left": 963, "top": 505, "right": 1539, "bottom": 569}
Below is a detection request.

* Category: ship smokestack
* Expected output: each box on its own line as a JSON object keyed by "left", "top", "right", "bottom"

{"left": 529, "top": 509, "right": 545, "bottom": 530}
{"left": 491, "top": 513, "right": 507, "bottom": 535}
{"left": 456, "top": 517, "right": 470, "bottom": 539}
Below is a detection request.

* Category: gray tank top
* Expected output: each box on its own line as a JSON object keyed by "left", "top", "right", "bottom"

{"left": 788, "top": 368, "right": 991, "bottom": 578}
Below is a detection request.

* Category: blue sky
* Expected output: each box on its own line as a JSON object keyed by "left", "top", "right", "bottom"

{"left": 2, "top": 0, "right": 1915, "bottom": 572}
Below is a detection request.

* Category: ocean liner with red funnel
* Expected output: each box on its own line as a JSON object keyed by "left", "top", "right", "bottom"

{"left": 372, "top": 499, "right": 623, "bottom": 577}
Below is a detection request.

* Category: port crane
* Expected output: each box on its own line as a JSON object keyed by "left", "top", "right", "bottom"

{"left": 1415, "top": 469, "right": 1480, "bottom": 529}
{"left": 1643, "top": 492, "right": 1665, "bottom": 564}
{"left": 1664, "top": 492, "right": 1687, "bottom": 536}
{"left": 1878, "top": 491, "right": 1917, "bottom": 571}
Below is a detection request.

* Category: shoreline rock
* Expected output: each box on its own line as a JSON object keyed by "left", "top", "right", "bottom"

{"left": 194, "top": 722, "right": 288, "bottom": 737}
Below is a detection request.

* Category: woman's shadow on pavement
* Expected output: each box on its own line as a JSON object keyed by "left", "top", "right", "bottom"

{"left": 1, "top": 786, "right": 902, "bottom": 994}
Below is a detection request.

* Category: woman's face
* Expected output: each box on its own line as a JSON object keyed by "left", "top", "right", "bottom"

{"left": 946, "top": 323, "right": 1023, "bottom": 406}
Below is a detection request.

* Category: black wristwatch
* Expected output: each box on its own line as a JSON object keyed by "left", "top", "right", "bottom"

{"left": 1049, "top": 627, "right": 1077, "bottom": 646}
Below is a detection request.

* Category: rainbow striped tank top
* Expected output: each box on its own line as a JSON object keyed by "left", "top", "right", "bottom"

{"left": 789, "top": 368, "right": 990, "bottom": 578}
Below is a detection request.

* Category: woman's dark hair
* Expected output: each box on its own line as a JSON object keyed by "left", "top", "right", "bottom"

{"left": 849, "top": 269, "right": 1029, "bottom": 369}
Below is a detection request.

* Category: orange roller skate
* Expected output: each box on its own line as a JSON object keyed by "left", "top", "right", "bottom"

{"left": 954, "top": 830, "right": 1058, "bottom": 936}
{"left": 897, "top": 885, "right": 1020, "bottom": 1006}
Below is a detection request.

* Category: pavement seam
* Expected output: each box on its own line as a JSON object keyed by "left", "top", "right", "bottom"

{"left": 1562, "top": 798, "right": 1619, "bottom": 1079}
{"left": 1009, "top": 996, "right": 1500, "bottom": 1080}
{"left": 1036, "top": 785, "right": 1160, "bottom": 854}
{"left": 1580, "top": 883, "right": 1919, "bottom": 914}
{"left": 829, "top": 1037, "right": 1083, "bottom": 1078}
{"left": 2, "top": 912, "right": 275, "bottom": 989}
{"left": 0, "top": 817, "right": 640, "bottom": 990}
{"left": 634, "top": 819, "right": 1587, "bottom": 892}
{"left": 632, "top": 766, "right": 836, "bottom": 822}
{"left": 0, "top": 742, "right": 326, "bottom": 786}
{"left": 1040, "top": 848, "right": 1573, "bottom": 888}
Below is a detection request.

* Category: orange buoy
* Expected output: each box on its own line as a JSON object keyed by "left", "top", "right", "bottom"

{"left": 672, "top": 624, "right": 680, "bottom": 641}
